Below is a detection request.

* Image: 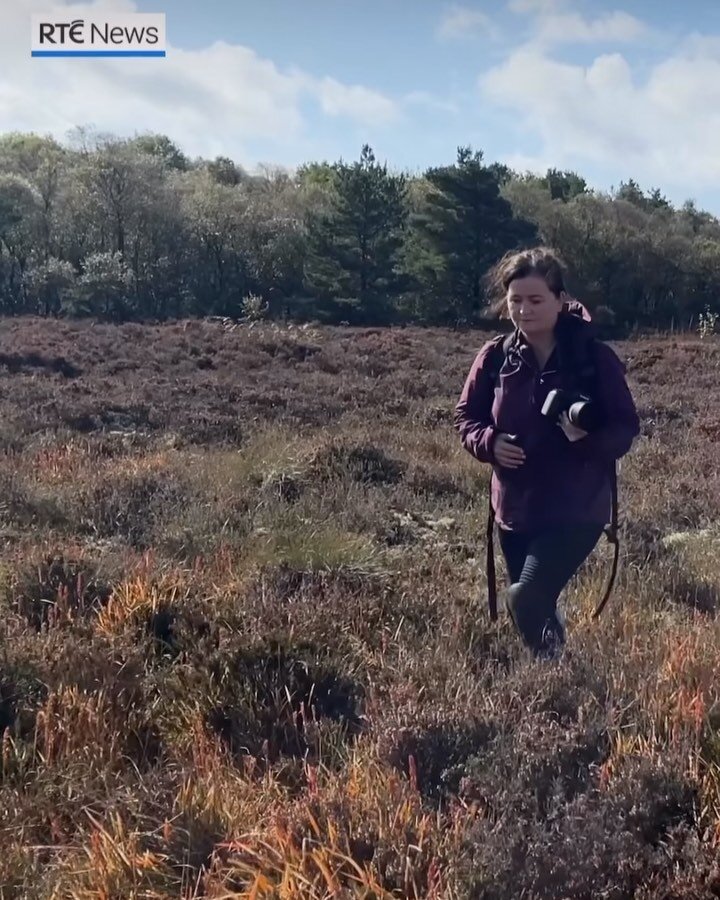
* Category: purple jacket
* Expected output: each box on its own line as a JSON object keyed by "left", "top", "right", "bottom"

{"left": 454, "top": 324, "right": 640, "bottom": 531}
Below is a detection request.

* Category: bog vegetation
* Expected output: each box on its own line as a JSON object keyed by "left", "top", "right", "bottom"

{"left": 0, "top": 315, "right": 719, "bottom": 897}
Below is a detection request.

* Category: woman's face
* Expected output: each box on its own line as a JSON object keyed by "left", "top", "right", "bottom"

{"left": 506, "top": 275, "right": 565, "bottom": 338}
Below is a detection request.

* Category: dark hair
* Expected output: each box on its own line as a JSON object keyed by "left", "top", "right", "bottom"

{"left": 485, "top": 246, "right": 566, "bottom": 318}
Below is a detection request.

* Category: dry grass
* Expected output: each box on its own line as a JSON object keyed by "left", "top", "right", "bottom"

{"left": 0, "top": 317, "right": 719, "bottom": 897}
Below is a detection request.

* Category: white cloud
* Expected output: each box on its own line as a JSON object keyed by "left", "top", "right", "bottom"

{"left": 500, "top": 151, "right": 558, "bottom": 174}
{"left": 535, "top": 10, "right": 648, "bottom": 44}
{"left": 508, "top": 0, "right": 570, "bottom": 15}
{"left": 312, "top": 77, "right": 398, "bottom": 124}
{"left": 479, "top": 39, "right": 720, "bottom": 190}
{"left": 507, "top": 0, "right": 648, "bottom": 47}
{"left": 0, "top": 0, "right": 399, "bottom": 163}
{"left": 437, "top": 5, "right": 498, "bottom": 40}
{"left": 404, "top": 91, "right": 460, "bottom": 115}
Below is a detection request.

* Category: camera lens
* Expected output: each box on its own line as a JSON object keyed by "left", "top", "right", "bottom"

{"left": 569, "top": 400, "right": 597, "bottom": 431}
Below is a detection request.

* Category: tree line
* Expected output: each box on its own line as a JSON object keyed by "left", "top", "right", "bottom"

{"left": 1, "top": 129, "right": 719, "bottom": 331}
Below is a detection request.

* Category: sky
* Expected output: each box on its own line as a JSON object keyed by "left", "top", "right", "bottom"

{"left": 4, "top": 0, "right": 720, "bottom": 213}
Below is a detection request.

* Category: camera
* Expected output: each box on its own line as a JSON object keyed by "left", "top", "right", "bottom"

{"left": 541, "top": 389, "right": 603, "bottom": 432}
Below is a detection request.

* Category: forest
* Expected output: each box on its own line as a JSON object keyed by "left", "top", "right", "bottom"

{"left": 1, "top": 129, "right": 718, "bottom": 332}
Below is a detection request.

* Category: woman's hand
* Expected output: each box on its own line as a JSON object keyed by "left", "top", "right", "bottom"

{"left": 558, "top": 412, "right": 588, "bottom": 442}
{"left": 494, "top": 433, "right": 526, "bottom": 468}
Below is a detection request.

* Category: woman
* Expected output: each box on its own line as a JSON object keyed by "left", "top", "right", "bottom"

{"left": 454, "top": 247, "right": 640, "bottom": 657}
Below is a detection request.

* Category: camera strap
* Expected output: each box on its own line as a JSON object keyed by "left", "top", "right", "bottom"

{"left": 593, "top": 462, "right": 619, "bottom": 618}
{"left": 486, "top": 499, "right": 498, "bottom": 621}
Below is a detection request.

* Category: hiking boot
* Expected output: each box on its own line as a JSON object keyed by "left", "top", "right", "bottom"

{"left": 536, "top": 617, "right": 566, "bottom": 661}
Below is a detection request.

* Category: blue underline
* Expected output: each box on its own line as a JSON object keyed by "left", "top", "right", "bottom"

{"left": 31, "top": 50, "right": 166, "bottom": 57}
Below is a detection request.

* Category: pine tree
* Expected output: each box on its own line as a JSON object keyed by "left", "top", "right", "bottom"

{"left": 304, "top": 145, "right": 407, "bottom": 323}
{"left": 405, "top": 147, "right": 536, "bottom": 322}
{"left": 542, "top": 168, "right": 588, "bottom": 202}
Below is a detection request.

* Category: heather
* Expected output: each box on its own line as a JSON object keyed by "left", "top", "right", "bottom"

{"left": 0, "top": 316, "right": 718, "bottom": 898}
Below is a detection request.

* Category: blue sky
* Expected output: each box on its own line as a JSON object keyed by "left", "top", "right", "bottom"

{"left": 5, "top": 0, "right": 720, "bottom": 213}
